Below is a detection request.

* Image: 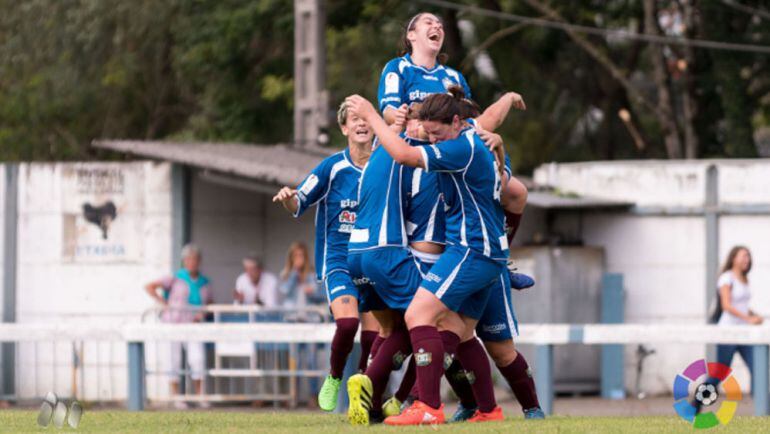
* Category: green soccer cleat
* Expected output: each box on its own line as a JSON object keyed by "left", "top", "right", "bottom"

{"left": 347, "top": 374, "right": 374, "bottom": 426}
{"left": 382, "top": 396, "right": 402, "bottom": 417}
{"left": 318, "top": 375, "right": 342, "bottom": 412}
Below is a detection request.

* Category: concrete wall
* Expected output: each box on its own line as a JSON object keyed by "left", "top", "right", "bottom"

{"left": 532, "top": 159, "right": 770, "bottom": 394}
{"left": 189, "top": 175, "right": 316, "bottom": 304}
{"left": 14, "top": 162, "right": 174, "bottom": 400}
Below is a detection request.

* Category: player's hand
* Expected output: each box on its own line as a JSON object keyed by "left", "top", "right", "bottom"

{"left": 345, "top": 95, "right": 377, "bottom": 121}
{"left": 393, "top": 104, "right": 408, "bottom": 127}
{"left": 506, "top": 91, "right": 526, "bottom": 110}
{"left": 477, "top": 128, "right": 504, "bottom": 153}
{"left": 749, "top": 315, "right": 764, "bottom": 325}
{"left": 272, "top": 186, "right": 297, "bottom": 203}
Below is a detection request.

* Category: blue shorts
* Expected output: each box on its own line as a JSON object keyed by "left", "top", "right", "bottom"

{"left": 349, "top": 247, "right": 433, "bottom": 312}
{"left": 323, "top": 269, "right": 360, "bottom": 304}
{"left": 421, "top": 245, "right": 505, "bottom": 320}
{"left": 476, "top": 271, "right": 519, "bottom": 341}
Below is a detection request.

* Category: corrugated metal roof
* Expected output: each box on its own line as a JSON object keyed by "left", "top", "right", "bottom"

{"left": 527, "top": 191, "right": 633, "bottom": 210}
{"left": 92, "top": 140, "right": 333, "bottom": 186}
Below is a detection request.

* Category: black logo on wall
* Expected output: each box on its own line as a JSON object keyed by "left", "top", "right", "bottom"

{"left": 82, "top": 201, "right": 117, "bottom": 240}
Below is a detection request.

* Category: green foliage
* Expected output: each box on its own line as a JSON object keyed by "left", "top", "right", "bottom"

{"left": 0, "top": 0, "right": 767, "bottom": 166}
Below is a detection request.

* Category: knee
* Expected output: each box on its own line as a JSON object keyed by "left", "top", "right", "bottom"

{"left": 503, "top": 178, "right": 528, "bottom": 213}
{"left": 484, "top": 340, "right": 518, "bottom": 367}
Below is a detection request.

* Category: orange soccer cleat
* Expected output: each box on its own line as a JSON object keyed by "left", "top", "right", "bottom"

{"left": 383, "top": 400, "right": 445, "bottom": 426}
{"left": 468, "top": 406, "right": 505, "bottom": 423}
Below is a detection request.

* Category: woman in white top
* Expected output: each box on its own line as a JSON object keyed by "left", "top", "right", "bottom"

{"left": 716, "top": 246, "right": 762, "bottom": 380}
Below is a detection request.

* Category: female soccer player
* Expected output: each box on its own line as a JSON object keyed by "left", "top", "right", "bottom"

{"left": 346, "top": 88, "right": 509, "bottom": 425}
{"left": 272, "top": 101, "right": 379, "bottom": 412}
{"left": 378, "top": 12, "right": 530, "bottom": 269}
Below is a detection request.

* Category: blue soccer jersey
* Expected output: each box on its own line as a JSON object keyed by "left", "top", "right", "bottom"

{"left": 294, "top": 148, "right": 363, "bottom": 280}
{"left": 377, "top": 54, "right": 472, "bottom": 113}
{"left": 417, "top": 128, "right": 509, "bottom": 261}
{"left": 349, "top": 139, "right": 408, "bottom": 251}
{"left": 403, "top": 136, "right": 446, "bottom": 245}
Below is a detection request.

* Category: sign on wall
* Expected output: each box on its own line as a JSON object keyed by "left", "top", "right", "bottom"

{"left": 61, "top": 165, "right": 145, "bottom": 263}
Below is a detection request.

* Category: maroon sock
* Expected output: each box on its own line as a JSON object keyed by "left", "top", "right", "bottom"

{"left": 329, "top": 318, "right": 359, "bottom": 379}
{"left": 370, "top": 335, "right": 385, "bottom": 359}
{"left": 358, "top": 330, "right": 378, "bottom": 372}
{"left": 365, "top": 326, "right": 412, "bottom": 411}
{"left": 457, "top": 338, "right": 497, "bottom": 412}
{"left": 440, "top": 331, "right": 476, "bottom": 408}
{"left": 395, "top": 357, "right": 416, "bottom": 402}
{"left": 409, "top": 325, "right": 445, "bottom": 409}
{"left": 499, "top": 353, "right": 540, "bottom": 411}
{"left": 445, "top": 359, "right": 477, "bottom": 408}
{"left": 505, "top": 211, "right": 522, "bottom": 244}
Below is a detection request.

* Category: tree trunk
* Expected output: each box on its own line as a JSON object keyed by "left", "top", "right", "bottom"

{"left": 643, "top": 0, "right": 682, "bottom": 158}
{"left": 680, "top": 0, "right": 699, "bottom": 158}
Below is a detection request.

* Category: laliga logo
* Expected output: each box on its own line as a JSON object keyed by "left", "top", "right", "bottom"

{"left": 673, "top": 359, "right": 741, "bottom": 429}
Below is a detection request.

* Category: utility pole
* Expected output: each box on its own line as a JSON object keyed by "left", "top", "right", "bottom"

{"left": 294, "top": 0, "right": 329, "bottom": 147}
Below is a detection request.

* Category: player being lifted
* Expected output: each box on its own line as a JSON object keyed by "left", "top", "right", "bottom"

{"left": 273, "top": 102, "right": 379, "bottom": 412}
{"left": 378, "top": 12, "right": 531, "bottom": 275}
{"left": 346, "top": 88, "right": 511, "bottom": 425}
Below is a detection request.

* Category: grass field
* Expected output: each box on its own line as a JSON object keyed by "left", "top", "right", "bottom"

{"left": 1, "top": 410, "right": 768, "bottom": 433}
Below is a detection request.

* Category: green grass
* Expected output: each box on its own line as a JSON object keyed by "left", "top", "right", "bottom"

{"left": 1, "top": 410, "right": 768, "bottom": 433}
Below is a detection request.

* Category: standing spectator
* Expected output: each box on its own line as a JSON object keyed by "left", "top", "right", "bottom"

{"left": 279, "top": 242, "right": 324, "bottom": 309}
{"left": 234, "top": 254, "right": 279, "bottom": 308}
{"left": 716, "top": 246, "right": 763, "bottom": 378}
{"left": 145, "top": 243, "right": 212, "bottom": 408}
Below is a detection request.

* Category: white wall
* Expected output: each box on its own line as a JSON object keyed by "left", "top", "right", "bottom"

{"left": 14, "top": 162, "right": 174, "bottom": 400}
{"left": 533, "top": 159, "right": 770, "bottom": 394}
{"left": 189, "top": 175, "right": 316, "bottom": 304}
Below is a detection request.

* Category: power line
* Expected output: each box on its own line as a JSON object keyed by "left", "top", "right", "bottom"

{"left": 418, "top": 0, "right": 770, "bottom": 54}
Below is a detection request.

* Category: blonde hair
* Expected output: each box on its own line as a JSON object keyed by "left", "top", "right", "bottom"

{"left": 281, "top": 241, "right": 313, "bottom": 280}
{"left": 337, "top": 101, "right": 349, "bottom": 127}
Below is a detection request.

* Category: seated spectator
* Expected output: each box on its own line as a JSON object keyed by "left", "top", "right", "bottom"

{"left": 234, "top": 254, "right": 279, "bottom": 308}
{"left": 144, "top": 243, "right": 212, "bottom": 408}
{"left": 279, "top": 242, "right": 324, "bottom": 310}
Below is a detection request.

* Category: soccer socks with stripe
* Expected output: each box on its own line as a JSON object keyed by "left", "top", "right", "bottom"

{"left": 394, "top": 357, "right": 416, "bottom": 402}
{"left": 365, "top": 326, "right": 412, "bottom": 412}
{"left": 359, "top": 330, "right": 379, "bottom": 372}
{"left": 330, "top": 318, "right": 359, "bottom": 379}
{"left": 457, "top": 338, "right": 497, "bottom": 413}
{"left": 505, "top": 211, "right": 522, "bottom": 244}
{"left": 409, "top": 325, "right": 445, "bottom": 410}
{"left": 499, "top": 353, "right": 541, "bottom": 411}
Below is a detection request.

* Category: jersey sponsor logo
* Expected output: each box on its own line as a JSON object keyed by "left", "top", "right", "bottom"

{"left": 430, "top": 145, "right": 442, "bottom": 159}
{"left": 422, "top": 74, "right": 439, "bottom": 81}
{"left": 408, "top": 90, "right": 432, "bottom": 102}
{"left": 339, "top": 210, "right": 356, "bottom": 224}
{"left": 481, "top": 323, "right": 506, "bottom": 333}
{"left": 340, "top": 199, "right": 358, "bottom": 208}
{"left": 424, "top": 272, "right": 442, "bottom": 283}
{"left": 339, "top": 224, "right": 354, "bottom": 234}
{"left": 352, "top": 276, "right": 372, "bottom": 286}
{"left": 329, "top": 285, "right": 347, "bottom": 294}
{"left": 385, "top": 72, "right": 399, "bottom": 94}
{"left": 299, "top": 174, "right": 319, "bottom": 196}
{"left": 415, "top": 348, "right": 432, "bottom": 366}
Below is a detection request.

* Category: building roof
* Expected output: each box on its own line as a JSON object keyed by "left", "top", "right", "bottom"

{"left": 527, "top": 190, "right": 633, "bottom": 210}
{"left": 93, "top": 140, "right": 333, "bottom": 187}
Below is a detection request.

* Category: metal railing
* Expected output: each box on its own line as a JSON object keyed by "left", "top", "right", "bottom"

{"left": 140, "top": 304, "right": 332, "bottom": 407}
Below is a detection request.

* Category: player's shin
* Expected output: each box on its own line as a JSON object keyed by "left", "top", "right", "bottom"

{"left": 457, "top": 338, "right": 498, "bottom": 413}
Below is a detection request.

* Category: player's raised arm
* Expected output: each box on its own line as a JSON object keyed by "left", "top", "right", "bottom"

{"left": 346, "top": 95, "right": 424, "bottom": 168}
{"left": 272, "top": 186, "right": 299, "bottom": 214}
{"left": 474, "top": 91, "right": 526, "bottom": 132}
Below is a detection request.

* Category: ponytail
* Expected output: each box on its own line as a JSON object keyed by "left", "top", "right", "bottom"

{"left": 419, "top": 85, "right": 467, "bottom": 124}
